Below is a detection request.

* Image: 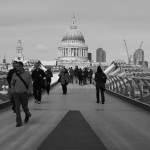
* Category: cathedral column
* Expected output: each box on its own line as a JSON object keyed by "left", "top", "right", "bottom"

{"left": 66, "top": 49, "right": 68, "bottom": 56}
{"left": 76, "top": 48, "right": 77, "bottom": 57}
{"left": 74, "top": 49, "right": 75, "bottom": 57}
{"left": 71, "top": 49, "right": 73, "bottom": 56}
{"left": 59, "top": 50, "right": 61, "bottom": 57}
{"left": 65, "top": 49, "right": 66, "bottom": 56}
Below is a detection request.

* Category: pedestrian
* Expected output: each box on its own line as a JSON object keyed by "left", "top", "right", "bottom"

{"left": 59, "top": 68, "right": 70, "bottom": 94}
{"left": 69, "top": 67, "right": 74, "bottom": 84}
{"left": 31, "top": 62, "right": 46, "bottom": 104}
{"left": 11, "top": 61, "right": 32, "bottom": 127}
{"left": 94, "top": 66, "right": 107, "bottom": 104}
{"left": 74, "top": 66, "right": 79, "bottom": 83}
{"left": 45, "top": 67, "right": 53, "bottom": 95}
{"left": 83, "top": 67, "right": 88, "bottom": 85}
{"left": 78, "top": 68, "right": 83, "bottom": 85}
{"left": 6, "top": 60, "right": 17, "bottom": 113}
{"left": 88, "top": 69, "right": 93, "bottom": 84}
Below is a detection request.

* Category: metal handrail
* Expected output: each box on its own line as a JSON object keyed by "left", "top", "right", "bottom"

{"left": 106, "top": 75, "right": 150, "bottom": 104}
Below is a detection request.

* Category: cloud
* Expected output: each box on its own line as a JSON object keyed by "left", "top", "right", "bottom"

{"left": 34, "top": 43, "right": 49, "bottom": 52}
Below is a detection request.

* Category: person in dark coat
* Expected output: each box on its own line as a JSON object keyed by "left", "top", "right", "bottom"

{"left": 88, "top": 69, "right": 93, "bottom": 84}
{"left": 78, "top": 68, "right": 83, "bottom": 85}
{"left": 6, "top": 60, "right": 17, "bottom": 113}
{"left": 74, "top": 66, "right": 79, "bottom": 83}
{"left": 45, "top": 67, "right": 53, "bottom": 95}
{"left": 31, "top": 62, "right": 46, "bottom": 104}
{"left": 94, "top": 66, "right": 107, "bottom": 104}
{"left": 83, "top": 67, "right": 88, "bottom": 85}
{"left": 69, "top": 67, "right": 74, "bottom": 84}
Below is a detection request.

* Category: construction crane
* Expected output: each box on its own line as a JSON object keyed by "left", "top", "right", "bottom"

{"left": 139, "top": 41, "right": 143, "bottom": 49}
{"left": 123, "top": 39, "right": 132, "bottom": 65}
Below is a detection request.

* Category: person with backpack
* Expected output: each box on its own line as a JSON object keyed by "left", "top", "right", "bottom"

{"left": 11, "top": 61, "right": 32, "bottom": 127}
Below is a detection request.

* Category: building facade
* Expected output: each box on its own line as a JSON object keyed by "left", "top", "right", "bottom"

{"left": 57, "top": 14, "right": 90, "bottom": 68}
{"left": 133, "top": 48, "right": 144, "bottom": 65}
{"left": 96, "top": 48, "right": 106, "bottom": 62}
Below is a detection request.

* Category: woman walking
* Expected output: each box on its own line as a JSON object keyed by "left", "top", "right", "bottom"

{"left": 45, "top": 67, "right": 53, "bottom": 95}
{"left": 59, "top": 68, "right": 70, "bottom": 94}
{"left": 94, "top": 66, "right": 107, "bottom": 104}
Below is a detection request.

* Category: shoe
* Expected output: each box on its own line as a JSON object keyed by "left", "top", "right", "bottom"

{"left": 102, "top": 101, "right": 104, "bottom": 104}
{"left": 24, "top": 113, "right": 31, "bottom": 123}
{"left": 37, "top": 101, "right": 41, "bottom": 104}
{"left": 96, "top": 101, "right": 99, "bottom": 103}
{"left": 35, "top": 99, "right": 37, "bottom": 103}
{"left": 16, "top": 124, "right": 22, "bottom": 127}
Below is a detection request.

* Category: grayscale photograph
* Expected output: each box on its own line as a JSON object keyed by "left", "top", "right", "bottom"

{"left": 0, "top": 0, "right": 150, "bottom": 150}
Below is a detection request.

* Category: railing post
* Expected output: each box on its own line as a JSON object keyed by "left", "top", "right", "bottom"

{"left": 119, "top": 77, "right": 128, "bottom": 96}
{"left": 132, "top": 78, "right": 143, "bottom": 101}
{"left": 124, "top": 77, "right": 135, "bottom": 99}
{"left": 115, "top": 76, "right": 123, "bottom": 94}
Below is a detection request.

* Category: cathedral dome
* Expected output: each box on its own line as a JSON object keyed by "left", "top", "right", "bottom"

{"left": 62, "top": 28, "right": 85, "bottom": 42}
{"left": 61, "top": 14, "right": 85, "bottom": 43}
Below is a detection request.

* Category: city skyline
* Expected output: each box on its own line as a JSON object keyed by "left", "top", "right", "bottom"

{"left": 0, "top": 0, "right": 150, "bottom": 65}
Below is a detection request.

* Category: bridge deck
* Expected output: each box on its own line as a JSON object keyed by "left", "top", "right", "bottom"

{"left": 0, "top": 83, "right": 150, "bottom": 150}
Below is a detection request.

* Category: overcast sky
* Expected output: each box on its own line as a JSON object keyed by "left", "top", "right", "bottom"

{"left": 0, "top": 0, "right": 150, "bottom": 64}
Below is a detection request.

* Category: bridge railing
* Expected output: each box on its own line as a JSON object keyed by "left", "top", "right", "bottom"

{"left": 106, "top": 75, "right": 150, "bottom": 104}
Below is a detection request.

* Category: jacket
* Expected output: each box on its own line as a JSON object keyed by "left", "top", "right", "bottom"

{"left": 94, "top": 72, "right": 107, "bottom": 90}
{"left": 11, "top": 70, "right": 32, "bottom": 94}
{"left": 31, "top": 68, "right": 46, "bottom": 87}
{"left": 59, "top": 72, "right": 70, "bottom": 85}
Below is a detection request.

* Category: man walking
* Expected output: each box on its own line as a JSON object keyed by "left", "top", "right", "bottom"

{"left": 31, "top": 62, "right": 46, "bottom": 104}
{"left": 11, "top": 61, "right": 32, "bottom": 127}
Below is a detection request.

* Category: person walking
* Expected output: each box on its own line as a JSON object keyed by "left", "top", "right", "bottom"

{"left": 78, "top": 68, "right": 83, "bottom": 85}
{"left": 6, "top": 60, "right": 17, "bottom": 113}
{"left": 31, "top": 62, "right": 46, "bottom": 104}
{"left": 74, "top": 66, "right": 79, "bottom": 83}
{"left": 83, "top": 67, "right": 88, "bottom": 85}
{"left": 11, "top": 61, "right": 32, "bottom": 127}
{"left": 45, "top": 67, "right": 53, "bottom": 95}
{"left": 59, "top": 68, "right": 70, "bottom": 94}
{"left": 94, "top": 66, "right": 107, "bottom": 104}
{"left": 69, "top": 67, "right": 74, "bottom": 84}
{"left": 88, "top": 69, "right": 93, "bottom": 84}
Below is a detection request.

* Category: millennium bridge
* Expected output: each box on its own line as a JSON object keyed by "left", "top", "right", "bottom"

{"left": 0, "top": 62, "right": 150, "bottom": 150}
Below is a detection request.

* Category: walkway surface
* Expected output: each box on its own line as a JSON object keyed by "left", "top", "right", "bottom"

{"left": 0, "top": 82, "right": 150, "bottom": 150}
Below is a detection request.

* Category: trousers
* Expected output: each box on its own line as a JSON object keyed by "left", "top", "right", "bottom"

{"left": 13, "top": 92, "right": 30, "bottom": 125}
{"left": 96, "top": 88, "right": 105, "bottom": 103}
